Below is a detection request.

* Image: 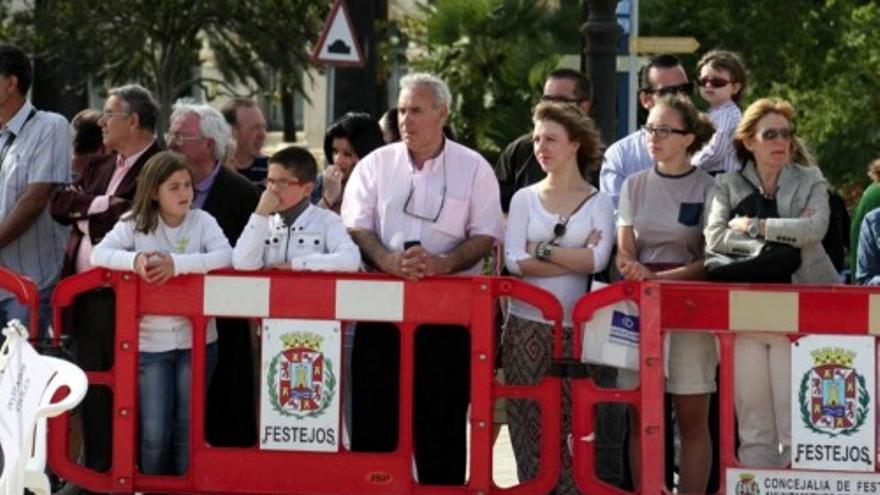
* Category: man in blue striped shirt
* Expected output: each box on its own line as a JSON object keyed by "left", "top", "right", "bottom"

{"left": 0, "top": 44, "right": 70, "bottom": 340}
{"left": 600, "top": 54, "right": 691, "bottom": 209}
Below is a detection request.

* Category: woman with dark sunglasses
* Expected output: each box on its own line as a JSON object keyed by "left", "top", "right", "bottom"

{"left": 503, "top": 102, "right": 614, "bottom": 493}
{"left": 704, "top": 98, "right": 838, "bottom": 468}
{"left": 691, "top": 49, "right": 748, "bottom": 175}
{"left": 617, "top": 94, "right": 716, "bottom": 494}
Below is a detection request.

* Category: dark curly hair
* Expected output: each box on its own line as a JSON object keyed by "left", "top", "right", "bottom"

{"left": 323, "top": 112, "right": 384, "bottom": 165}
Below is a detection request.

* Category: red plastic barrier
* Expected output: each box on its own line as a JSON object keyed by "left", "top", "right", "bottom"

{"left": 571, "top": 281, "right": 880, "bottom": 495}
{"left": 48, "top": 269, "right": 564, "bottom": 494}
{"left": 0, "top": 266, "right": 40, "bottom": 339}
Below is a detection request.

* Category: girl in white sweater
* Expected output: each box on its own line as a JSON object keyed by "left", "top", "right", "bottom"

{"left": 91, "top": 151, "right": 232, "bottom": 475}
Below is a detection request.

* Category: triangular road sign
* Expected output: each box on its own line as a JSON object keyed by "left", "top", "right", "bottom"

{"left": 311, "top": 0, "right": 365, "bottom": 68}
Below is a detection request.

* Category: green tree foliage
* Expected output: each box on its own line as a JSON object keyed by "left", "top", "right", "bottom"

{"left": 3, "top": 0, "right": 325, "bottom": 134}
{"left": 642, "top": 0, "right": 880, "bottom": 190}
{"left": 402, "top": 0, "right": 582, "bottom": 162}
{"left": 212, "top": 1, "right": 328, "bottom": 141}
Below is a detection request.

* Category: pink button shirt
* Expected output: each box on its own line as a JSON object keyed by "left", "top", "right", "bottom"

{"left": 341, "top": 140, "right": 503, "bottom": 275}
{"left": 75, "top": 142, "right": 154, "bottom": 273}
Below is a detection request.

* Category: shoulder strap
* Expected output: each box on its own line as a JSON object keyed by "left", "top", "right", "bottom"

{"left": 559, "top": 189, "right": 599, "bottom": 227}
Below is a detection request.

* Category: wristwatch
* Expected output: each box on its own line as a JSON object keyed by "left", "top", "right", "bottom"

{"left": 747, "top": 218, "right": 760, "bottom": 238}
{"left": 536, "top": 241, "right": 555, "bottom": 261}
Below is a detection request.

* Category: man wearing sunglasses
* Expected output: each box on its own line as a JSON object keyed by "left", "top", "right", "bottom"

{"left": 343, "top": 73, "right": 503, "bottom": 486}
{"left": 600, "top": 54, "right": 691, "bottom": 208}
{"left": 495, "top": 68, "right": 592, "bottom": 212}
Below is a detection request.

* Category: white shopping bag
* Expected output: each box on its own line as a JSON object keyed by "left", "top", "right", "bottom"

{"left": 580, "top": 282, "right": 640, "bottom": 371}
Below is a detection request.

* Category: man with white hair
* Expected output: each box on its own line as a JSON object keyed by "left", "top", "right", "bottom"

{"left": 167, "top": 101, "right": 260, "bottom": 446}
{"left": 168, "top": 101, "right": 259, "bottom": 241}
{"left": 342, "top": 73, "right": 503, "bottom": 485}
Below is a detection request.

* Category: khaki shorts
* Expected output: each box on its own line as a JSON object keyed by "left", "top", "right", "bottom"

{"left": 616, "top": 332, "right": 717, "bottom": 394}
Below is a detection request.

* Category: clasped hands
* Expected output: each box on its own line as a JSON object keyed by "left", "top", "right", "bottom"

{"left": 134, "top": 251, "right": 175, "bottom": 284}
{"left": 384, "top": 245, "right": 449, "bottom": 280}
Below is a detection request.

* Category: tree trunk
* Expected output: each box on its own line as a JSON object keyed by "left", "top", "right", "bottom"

{"left": 280, "top": 81, "right": 296, "bottom": 143}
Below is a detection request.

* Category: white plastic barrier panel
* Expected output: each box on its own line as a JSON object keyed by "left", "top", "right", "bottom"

{"left": 727, "top": 468, "right": 880, "bottom": 495}
{"left": 791, "top": 335, "right": 875, "bottom": 472}
{"left": 259, "top": 319, "right": 342, "bottom": 452}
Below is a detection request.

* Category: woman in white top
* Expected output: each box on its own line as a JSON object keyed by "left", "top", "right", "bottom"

{"left": 91, "top": 151, "right": 232, "bottom": 475}
{"left": 503, "top": 102, "right": 614, "bottom": 493}
{"left": 617, "top": 95, "right": 716, "bottom": 494}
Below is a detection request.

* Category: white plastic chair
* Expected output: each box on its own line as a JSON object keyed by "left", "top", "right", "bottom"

{"left": 0, "top": 320, "right": 87, "bottom": 495}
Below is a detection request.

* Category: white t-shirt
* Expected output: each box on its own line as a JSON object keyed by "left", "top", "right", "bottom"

{"left": 504, "top": 185, "right": 615, "bottom": 326}
{"left": 91, "top": 209, "right": 232, "bottom": 352}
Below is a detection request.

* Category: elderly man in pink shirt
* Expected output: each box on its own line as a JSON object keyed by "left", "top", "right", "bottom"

{"left": 342, "top": 72, "right": 503, "bottom": 485}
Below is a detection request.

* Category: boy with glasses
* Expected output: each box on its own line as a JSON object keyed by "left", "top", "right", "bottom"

{"left": 232, "top": 145, "right": 360, "bottom": 272}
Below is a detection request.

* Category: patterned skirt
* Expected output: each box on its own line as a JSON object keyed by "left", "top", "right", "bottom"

{"left": 502, "top": 313, "right": 580, "bottom": 495}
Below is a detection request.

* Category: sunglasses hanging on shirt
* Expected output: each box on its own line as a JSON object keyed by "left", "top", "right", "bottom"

{"left": 551, "top": 190, "right": 599, "bottom": 243}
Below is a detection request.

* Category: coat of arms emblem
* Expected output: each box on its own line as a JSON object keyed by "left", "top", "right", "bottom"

{"left": 734, "top": 472, "right": 760, "bottom": 495}
{"left": 267, "top": 331, "right": 336, "bottom": 418}
{"left": 798, "top": 347, "right": 869, "bottom": 437}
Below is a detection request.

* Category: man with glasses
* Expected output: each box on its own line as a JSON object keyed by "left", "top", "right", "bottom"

{"left": 495, "top": 68, "right": 592, "bottom": 212}
{"left": 167, "top": 101, "right": 260, "bottom": 447}
{"left": 600, "top": 54, "right": 692, "bottom": 208}
{"left": 342, "top": 73, "right": 503, "bottom": 485}
{"left": 50, "top": 83, "right": 161, "bottom": 473}
{"left": 0, "top": 44, "right": 69, "bottom": 341}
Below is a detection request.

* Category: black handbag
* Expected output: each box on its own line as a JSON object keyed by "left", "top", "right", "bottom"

{"left": 705, "top": 173, "right": 801, "bottom": 283}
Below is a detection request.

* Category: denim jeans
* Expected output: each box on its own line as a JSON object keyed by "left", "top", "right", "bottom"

{"left": 0, "top": 285, "right": 54, "bottom": 343}
{"left": 139, "top": 342, "right": 218, "bottom": 475}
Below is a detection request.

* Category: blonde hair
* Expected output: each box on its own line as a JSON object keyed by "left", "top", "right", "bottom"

{"left": 733, "top": 98, "right": 813, "bottom": 167}
{"left": 532, "top": 101, "right": 603, "bottom": 180}
{"left": 128, "top": 151, "right": 192, "bottom": 234}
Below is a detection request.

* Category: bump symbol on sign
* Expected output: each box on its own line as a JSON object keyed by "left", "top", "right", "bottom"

{"left": 328, "top": 40, "right": 351, "bottom": 55}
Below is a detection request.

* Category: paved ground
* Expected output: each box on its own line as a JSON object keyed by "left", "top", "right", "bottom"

{"left": 492, "top": 426, "right": 518, "bottom": 488}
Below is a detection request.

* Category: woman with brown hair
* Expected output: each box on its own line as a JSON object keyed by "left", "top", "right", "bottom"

{"left": 704, "top": 98, "right": 838, "bottom": 468}
{"left": 616, "top": 94, "right": 716, "bottom": 493}
{"left": 503, "top": 102, "right": 614, "bottom": 493}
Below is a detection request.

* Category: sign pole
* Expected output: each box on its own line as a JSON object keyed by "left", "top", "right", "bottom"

{"left": 326, "top": 67, "right": 336, "bottom": 125}
{"left": 627, "top": 0, "right": 639, "bottom": 134}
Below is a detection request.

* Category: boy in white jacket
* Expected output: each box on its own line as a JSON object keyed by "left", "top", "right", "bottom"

{"left": 233, "top": 146, "right": 360, "bottom": 272}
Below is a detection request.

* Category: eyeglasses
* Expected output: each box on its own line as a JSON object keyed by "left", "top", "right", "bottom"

{"left": 643, "top": 125, "right": 689, "bottom": 139}
{"left": 164, "top": 132, "right": 203, "bottom": 145}
{"left": 265, "top": 177, "right": 305, "bottom": 189}
{"left": 758, "top": 127, "right": 795, "bottom": 141}
{"left": 540, "top": 95, "right": 583, "bottom": 104}
{"left": 403, "top": 152, "right": 447, "bottom": 222}
{"left": 100, "top": 110, "right": 131, "bottom": 120}
{"left": 698, "top": 76, "right": 731, "bottom": 88}
{"left": 643, "top": 82, "right": 693, "bottom": 96}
